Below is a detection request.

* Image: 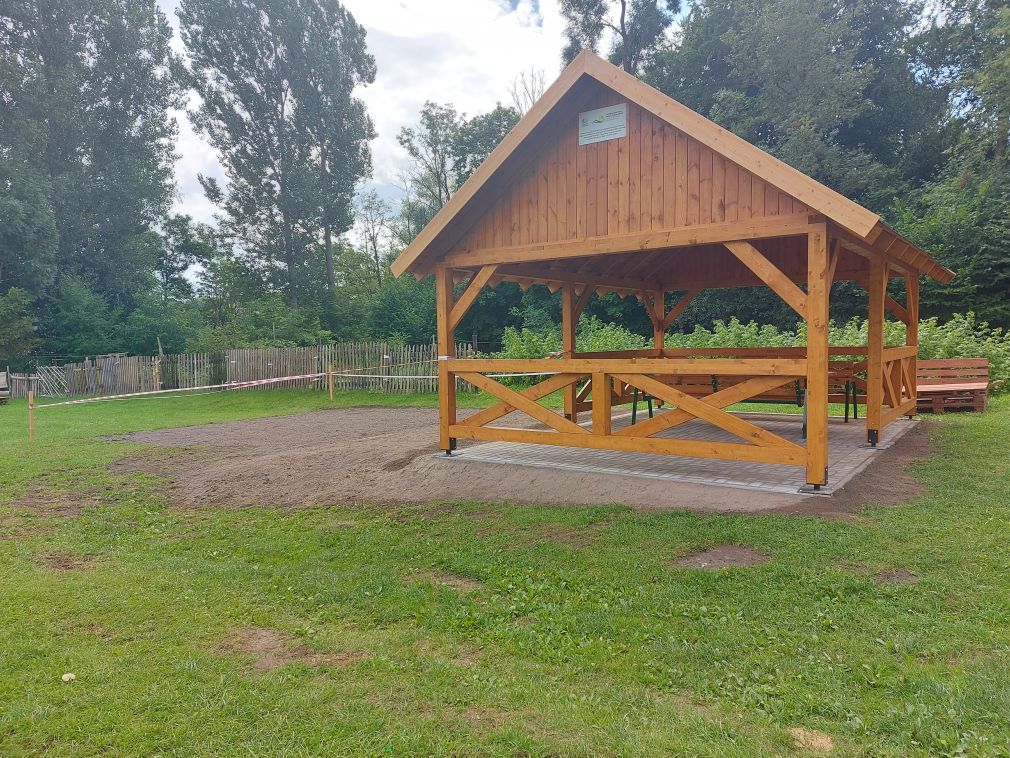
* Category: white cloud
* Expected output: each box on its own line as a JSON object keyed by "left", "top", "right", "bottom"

{"left": 159, "top": 0, "right": 567, "bottom": 223}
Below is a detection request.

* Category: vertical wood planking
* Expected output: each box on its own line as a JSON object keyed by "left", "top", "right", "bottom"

{"left": 614, "top": 117, "right": 630, "bottom": 231}
{"left": 628, "top": 106, "right": 641, "bottom": 233}
{"left": 713, "top": 155, "right": 726, "bottom": 222}
{"left": 547, "top": 142, "right": 558, "bottom": 242}
{"left": 663, "top": 125, "right": 675, "bottom": 229}
{"left": 611, "top": 126, "right": 623, "bottom": 234}
{"left": 675, "top": 130, "right": 688, "bottom": 227}
{"left": 585, "top": 142, "right": 597, "bottom": 237}
{"left": 686, "top": 138, "right": 700, "bottom": 225}
{"left": 651, "top": 116, "right": 664, "bottom": 229}
{"left": 577, "top": 136, "right": 585, "bottom": 237}
{"left": 699, "top": 145, "right": 713, "bottom": 224}
{"left": 725, "top": 162, "right": 739, "bottom": 222}
{"left": 598, "top": 130, "right": 609, "bottom": 235}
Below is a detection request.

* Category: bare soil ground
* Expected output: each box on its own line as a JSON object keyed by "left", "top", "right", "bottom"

{"left": 673, "top": 544, "right": 770, "bottom": 569}
{"left": 110, "top": 407, "right": 930, "bottom": 515}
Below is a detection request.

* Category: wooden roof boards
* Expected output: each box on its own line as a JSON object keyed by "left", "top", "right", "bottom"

{"left": 391, "top": 50, "right": 954, "bottom": 289}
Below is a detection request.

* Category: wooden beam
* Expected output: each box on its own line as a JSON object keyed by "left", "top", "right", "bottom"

{"left": 615, "top": 373, "right": 804, "bottom": 450}
{"left": 446, "top": 357, "right": 808, "bottom": 376}
{"left": 458, "top": 372, "right": 588, "bottom": 435}
{"left": 866, "top": 258, "right": 886, "bottom": 443}
{"left": 615, "top": 375, "right": 797, "bottom": 438}
{"left": 592, "top": 371, "right": 612, "bottom": 436}
{"left": 724, "top": 240, "right": 808, "bottom": 318}
{"left": 905, "top": 273, "right": 919, "bottom": 417}
{"left": 449, "top": 264, "right": 497, "bottom": 330}
{"left": 435, "top": 267, "right": 457, "bottom": 453}
{"left": 662, "top": 288, "right": 701, "bottom": 329}
{"left": 805, "top": 225, "right": 829, "bottom": 486}
{"left": 450, "top": 424, "right": 806, "bottom": 466}
{"left": 826, "top": 238, "right": 840, "bottom": 290}
{"left": 884, "top": 294, "right": 909, "bottom": 325}
{"left": 440, "top": 214, "right": 815, "bottom": 268}
{"left": 465, "top": 372, "right": 583, "bottom": 429}
{"left": 562, "top": 284, "right": 578, "bottom": 421}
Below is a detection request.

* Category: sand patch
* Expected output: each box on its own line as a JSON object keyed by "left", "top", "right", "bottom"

{"left": 409, "top": 569, "right": 483, "bottom": 591}
{"left": 874, "top": 567, "right": 919, "bottom": 585}
{"left": 673, "top": 544, "right": 769, "bottom": 569}
{"left": 218, "top": 626, "right": 368, "bottom": 672}
{"left": 35, "top": 551, "right": 95, "bottom": 571}
{"left": 789, "top": 726, "right": 834, "bottom": 753}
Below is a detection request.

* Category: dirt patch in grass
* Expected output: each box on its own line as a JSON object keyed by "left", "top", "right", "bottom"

{"left": 789, "top": 726, "right": 834, "bottom": 753}
{"left": 10, "top": 487, "right": 86, "bottom": 518}
{"left": 409, "top": 569, "right": 483, "bottom": 591}
{"left": 111, "top": 407, "right": 934, "bottom": 516}
{"left": 218, "top": 626, "right": 368, "bottom": 672}
{"left": 765, "top": 422, "right": 933, "bottom": 520}
{"left": 874, "top": 567, "right": 919, "bottom": 585}
{"left": 672, "top": 544, "right": 769, "bottom": 569}
{"left": 35, "top": 551, "right": 95, "bottom": 571}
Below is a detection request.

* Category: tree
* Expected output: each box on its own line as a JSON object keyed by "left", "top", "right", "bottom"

{"left": 178, "top": 0, "right": 375, "bottom": 306}
{"left": 157, "top": 215, "right": 216, "bottom": 304}
{"left": 46, "top": 276, "right": 120, "bottom": 360}
{"left": 451, "top": 105, "right": 521, "bottom": 187}
{"left": 0, "top": 0, "right": 183, "bottom": 308}
{"left": 508, "top": 67, "right": 546, "bottom": 114}
{"left": 898, "top": 2, "right": 1010, "bottom": 326}
{"left": 560, "top": 0, "right": 681, "bottom": 73}
{"left": 397, "top": 102, "right": 461, "bottom": 223}
{"left": 0, "top": 288, "right": 39, "bottom": 363}
{"left": 355, "top": 190, "right": 392, "bottom": 286}
{"left": 0, "top": 160, "right": 57, "bottom": 297}
{"left": 647, "top": 0, "right": 951, "bottom": 207}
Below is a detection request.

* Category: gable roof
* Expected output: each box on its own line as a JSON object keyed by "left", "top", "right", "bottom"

{"left": 391, "top": 50, "right": 953, "bottom": 285}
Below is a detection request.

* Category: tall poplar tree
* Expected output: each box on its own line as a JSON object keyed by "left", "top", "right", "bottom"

{"left": 178, "top": 0, "right": 375, "bottom": 307}
{"left": 0, "top": 0, "right": 182, "bottom": 307}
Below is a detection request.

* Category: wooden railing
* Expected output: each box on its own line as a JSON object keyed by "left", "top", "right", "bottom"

{"left": 446, "top": 357, "right": 810, "bottom": 467}
{"left": 880, "top": 345, "right": 917, "bottom": 425}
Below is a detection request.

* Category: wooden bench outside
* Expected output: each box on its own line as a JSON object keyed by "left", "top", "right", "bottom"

{"left": 916, "top": 358, "right": 989, "bottom": 413}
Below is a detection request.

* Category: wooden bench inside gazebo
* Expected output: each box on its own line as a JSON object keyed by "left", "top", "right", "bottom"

{"left": 391, "top": 51, "right": 954, "bottom": 490}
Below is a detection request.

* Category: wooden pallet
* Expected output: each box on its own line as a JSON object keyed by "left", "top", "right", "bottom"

{"left": 916, "top": 358, "right": 989, "bottom": 413}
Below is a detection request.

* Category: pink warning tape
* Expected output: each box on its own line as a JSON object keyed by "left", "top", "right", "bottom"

{"left": 34, "top": 372, "right": 328, "bottom": 409}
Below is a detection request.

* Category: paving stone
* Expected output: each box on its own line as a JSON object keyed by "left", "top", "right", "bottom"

{"left": 447, "top": 412, "right": 916, "bottom": 497}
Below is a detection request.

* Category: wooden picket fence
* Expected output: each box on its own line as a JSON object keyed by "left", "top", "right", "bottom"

{"left": 19, "top": 341, "right": 477, "bottom": 399}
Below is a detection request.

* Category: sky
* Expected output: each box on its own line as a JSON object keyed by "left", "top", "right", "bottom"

{"left": 158, "top": 0, "right": 570, "bottom": 228}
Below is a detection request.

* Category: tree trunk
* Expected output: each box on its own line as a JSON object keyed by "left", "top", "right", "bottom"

{"left": 324, "top": 223, "right": 336, "bottom": 293}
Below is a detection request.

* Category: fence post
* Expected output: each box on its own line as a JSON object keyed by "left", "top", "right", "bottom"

{"left": 28, "top": 390, "right": 35, "bottom": 444}
{"left": 327, "top": 363, "right": 334, "bottom": 401}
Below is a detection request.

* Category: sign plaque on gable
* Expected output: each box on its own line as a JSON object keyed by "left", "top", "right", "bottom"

{"left": 578, "top": 103, "right": 628, "bottom": 146}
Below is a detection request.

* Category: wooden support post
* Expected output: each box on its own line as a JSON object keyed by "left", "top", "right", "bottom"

{"left": 806, "top": 226, "right": 829, "bottom": 487}
{"left": 592, "top": 372, "right": 612, "bottom": 436}
{"left": 435, "top": 266, "right": 457, "bottom": 454}
{"left": 327, "top": 363, "right": 334, "bottom": 402}
{"left": 651, "top": 290, "right": 666, "bottom": 354}
{"left": 28, "top": 390, "right": 35, "bottom": 444}
{"left": 905, "top": 273, "right": 919, "bottom": 417}
{"left": 866, "top": 258, "right": 887, "bottom": 445}
{"left": 561, "top": 283, "right": 578, "bottom": 422}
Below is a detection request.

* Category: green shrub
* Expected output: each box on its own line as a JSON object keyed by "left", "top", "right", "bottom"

{"left": 493, "top": 313, "right": 1009, "bottom": 393}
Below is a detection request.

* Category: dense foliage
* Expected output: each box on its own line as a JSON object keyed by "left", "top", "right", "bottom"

{"left": 495, "top": 313, "right": 1010, "bottom": 391}
{"left": 0, "top": 0, "right": 1008, "bottom": 369}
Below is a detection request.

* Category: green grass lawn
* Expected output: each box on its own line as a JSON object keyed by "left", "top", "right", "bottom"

{"left": 2, "top": 389, "right": 1009, "bottom": 755}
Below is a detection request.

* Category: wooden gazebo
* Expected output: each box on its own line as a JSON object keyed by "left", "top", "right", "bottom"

{"left": 391, "top": 51, "right": 953, "bottom": 489}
